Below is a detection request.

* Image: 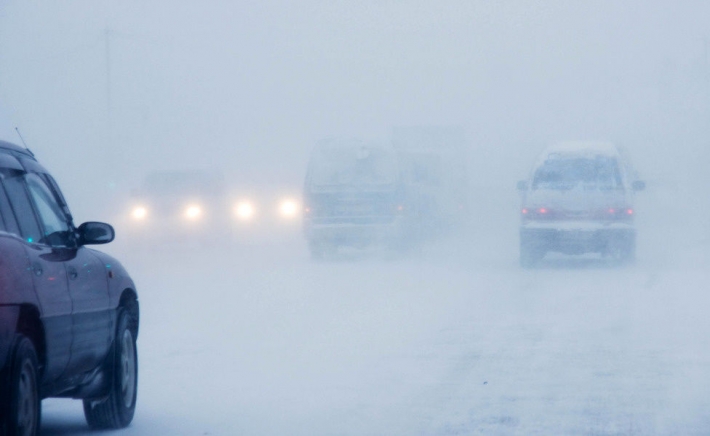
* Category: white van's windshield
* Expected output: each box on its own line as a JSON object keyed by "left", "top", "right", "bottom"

{"left": 532, "top": 156, "right": 622, "bottom": 191}
{"left": 308, "top": 146, "right": 397, "bottom": 187}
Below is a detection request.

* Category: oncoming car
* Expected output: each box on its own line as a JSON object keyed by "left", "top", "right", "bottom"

{"left": 123, "top": 170, "right": 229, "bottom": 243}
{"left": 517, "top": 142, "right": 645, "bottom": 267}
{"left": 0, "top": 140, "right": 139, "bottom": 435}
{"left": 123, "top": 170, "right": 301, "bottom": 245}
{"left": 230, "top": 191, "right": 301, "bottom": 224}
{"left": 227, "top": 187, "right": 303, "bottom": 244}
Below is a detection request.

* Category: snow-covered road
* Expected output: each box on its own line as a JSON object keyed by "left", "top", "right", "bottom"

{"left": 39, "top": 206, "right": 710, "bottom": 435}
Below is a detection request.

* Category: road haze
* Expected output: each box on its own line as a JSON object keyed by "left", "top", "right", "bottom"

{"left": 39, "top": 185, "right": 710, "bottom": 435}
{"left": 1, "top": 1, "right": 709, "bottom": 434}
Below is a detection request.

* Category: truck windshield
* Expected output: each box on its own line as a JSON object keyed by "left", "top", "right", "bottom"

{"left": 308, "top": 146, "right": 397, "bottom": 187}
{"left": 532, "top": 156, "right": 622, "bottom": 191}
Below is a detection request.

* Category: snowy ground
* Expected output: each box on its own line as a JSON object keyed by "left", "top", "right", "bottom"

{"left": 39, "top": 191, "right": 710, "bottom": 435}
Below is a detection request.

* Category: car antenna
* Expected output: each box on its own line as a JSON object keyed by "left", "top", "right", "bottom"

{"left": 14, "top": 127, "right": 35, "bottom": 156}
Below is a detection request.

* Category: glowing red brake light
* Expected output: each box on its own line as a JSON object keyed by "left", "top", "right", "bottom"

{"left": 521, "top": 207, "right": 552, "bottom": 219}
{"left": 604, "top": 207, "right": 634, "bottom": 219}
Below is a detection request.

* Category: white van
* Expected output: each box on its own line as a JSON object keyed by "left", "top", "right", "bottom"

{"left": 517, "top": 142, "right": 645, "bottom": 267}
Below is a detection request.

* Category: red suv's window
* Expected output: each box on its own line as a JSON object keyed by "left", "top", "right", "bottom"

{"left": 25, "top": 173, "right": 71, "bottom": 246}
{"left": 2, "top": 171, "right": 42, "bottom": 243}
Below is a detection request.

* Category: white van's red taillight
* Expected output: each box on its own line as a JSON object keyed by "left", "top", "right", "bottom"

{"left": 521, "top": 207, "right": 554, "bottom": 219}
{"left": 605, "top": 207, "right": 634, "bottom": 220}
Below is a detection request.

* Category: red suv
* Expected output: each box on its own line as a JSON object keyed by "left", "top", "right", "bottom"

{"left": 0, "top": 140, "right": 139, "bottom": 435}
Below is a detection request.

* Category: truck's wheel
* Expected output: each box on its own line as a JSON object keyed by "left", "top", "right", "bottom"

{"left": 520, "top": 245, "right": 543, "bottom": 268}
{"left": 309, "top": 244, "right": 324, "bottom": 260}
{"left": 1, "top": 336, "right": 41, "bottom": 436}
{"left": 623, "top": 239, "right": 637, "bottom": 263}
{"left": 83, "top": 308, "right": 138, "bottom": 429}
{"left": 309, "top": 241, "right": 335, "bottom": 260}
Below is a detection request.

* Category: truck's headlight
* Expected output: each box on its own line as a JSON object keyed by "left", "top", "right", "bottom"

{"left": 235, "top": 201, "right": 255, "bottom": 220}
{"left": 131, "top": 206, "right": 148, "bottom": 221}
{"left": 279, "top": 199, "right": 298, "bottom": 218}
{"left": 185, "top": 205, "right": 203, "bottom": 220}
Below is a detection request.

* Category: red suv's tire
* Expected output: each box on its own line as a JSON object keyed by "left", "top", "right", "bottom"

{"left": 83, "top": 308, "right": 138, "bottom": 429}
{"left": 1, "top": 336, "right": 41, "bottom": 436}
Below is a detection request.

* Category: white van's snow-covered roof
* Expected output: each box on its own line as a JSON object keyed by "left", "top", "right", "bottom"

{"left": 543, "top": 141, "right": 619, "bottom": 158}
{"left": 533, "top": 141, "right": 619, "bottom": 167}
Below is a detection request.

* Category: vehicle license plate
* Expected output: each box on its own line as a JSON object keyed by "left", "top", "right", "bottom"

{"left": 567, "top": 230, "right": 593, "bottom": 242}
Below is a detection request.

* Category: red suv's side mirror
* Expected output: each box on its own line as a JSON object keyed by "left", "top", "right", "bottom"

{"left": 78, "top": 222, "right": 115, "bottom": 245}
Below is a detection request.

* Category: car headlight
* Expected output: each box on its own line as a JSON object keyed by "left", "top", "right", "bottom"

{"left": 131, "top": 206, "right": 148, "bottom": 221}
{"left": 278, "top": 199, "right": 299, "bottom": 218}
{"left": 184, "top": 205, "right": 203, "bottom": 220}
{"left": 235, "top": 201, "right": 255, "bottom": 220}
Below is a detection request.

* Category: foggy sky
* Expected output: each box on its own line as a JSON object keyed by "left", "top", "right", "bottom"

{"left": 1, "top": 1, "right": 708, "bottom": 222}
{"left": 2, "top": 4, "right": 710, "bottom": 433}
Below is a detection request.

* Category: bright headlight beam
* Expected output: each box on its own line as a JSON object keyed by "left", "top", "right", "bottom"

{"left": 185, "top": 205, "right": 203, "bottom": 220}
{"left": 235, "top": 202, "right": 255, "bottom": 220}
{"left": 279, "top": 199, "right": 298, "bottom": 218}
{"left": 131, "top": 206, "right": 148, "bottom": 220}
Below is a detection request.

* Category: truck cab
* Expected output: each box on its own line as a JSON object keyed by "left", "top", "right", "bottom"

{"left": 303, "top": 139, "right": 412, "bottom": 258}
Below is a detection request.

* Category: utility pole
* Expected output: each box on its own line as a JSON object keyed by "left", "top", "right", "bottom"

{"left": 105, "top": 27, "right": 113, "bottom": 148}
{"left": 704, "top": 37, "right": 708, "bottom": 80}
{"left": 103, "top": 26, "right": 119, "bottom": 191}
